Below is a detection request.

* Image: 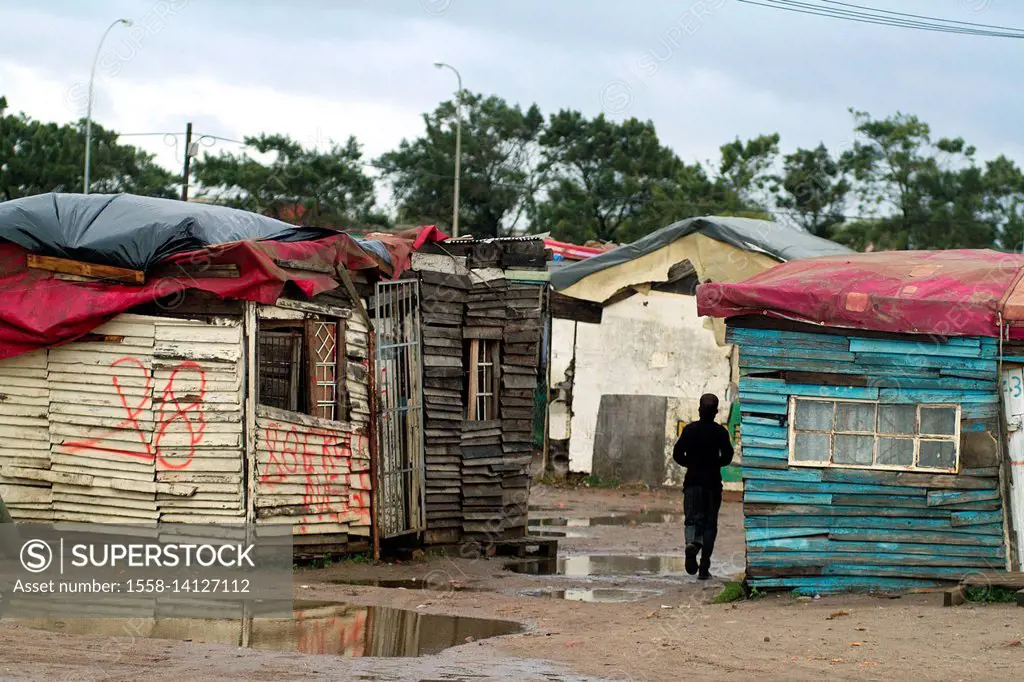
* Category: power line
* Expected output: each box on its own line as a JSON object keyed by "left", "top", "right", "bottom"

{"left": 819, "top": 0, "right": 1024, "bottom": 32}
{"left": 735, "top": 0, "right": 1024, "bottom": 38}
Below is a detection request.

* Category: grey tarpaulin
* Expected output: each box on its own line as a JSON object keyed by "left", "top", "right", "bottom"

{"left": 0, "top": 193, "right": 334, "bottom": 272}
{"left": 549, "top": 216, "right": 854, "bottom": 291}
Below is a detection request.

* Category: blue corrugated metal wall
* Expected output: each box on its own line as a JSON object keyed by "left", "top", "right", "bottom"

{"left": 729, "top": 325, "right": 1008, "bottom": 595}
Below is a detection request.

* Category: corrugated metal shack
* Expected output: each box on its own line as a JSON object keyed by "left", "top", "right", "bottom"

{"left": 698, "top": 250, "right": 1024, "bottom": 594}
{"left": 396, "top": 237, "right": 550, "bottom": 548}
{"left": 0, "top": 193, "right": 447, "bottom": 558}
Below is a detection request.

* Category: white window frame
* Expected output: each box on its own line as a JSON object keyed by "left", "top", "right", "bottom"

{"left": 787, "top": 396, "right": 961, "bottom": 474}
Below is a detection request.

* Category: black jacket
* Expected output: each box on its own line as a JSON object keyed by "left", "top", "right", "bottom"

{"left": 673, "top": 418, "right": 734, "bottom": 489}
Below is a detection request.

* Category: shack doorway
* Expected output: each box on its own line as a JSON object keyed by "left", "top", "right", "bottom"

{"left": 1000, "top": 364, "right": 1024, "bottom": 570}
{"left": 374, "top": 280, "right": 426, "bottom": 539}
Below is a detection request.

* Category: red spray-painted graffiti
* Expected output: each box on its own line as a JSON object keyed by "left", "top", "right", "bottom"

{"left": 259, "top": 422, "right": 371, "bottom": 531}
{"left": 63, "top": 356, "right": 207, "bottom": 470}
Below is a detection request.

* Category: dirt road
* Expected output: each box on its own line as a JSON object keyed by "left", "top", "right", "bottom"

{"left": 0, "top": 485, "right": 1020, "bottom": 681}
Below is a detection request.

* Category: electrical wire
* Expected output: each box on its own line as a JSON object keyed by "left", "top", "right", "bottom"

{"left": 735, "top": 0, "right": 1024, "bottom": 38}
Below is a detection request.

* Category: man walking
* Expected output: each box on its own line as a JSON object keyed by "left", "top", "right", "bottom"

{"left": 673, "top": 394, "right": 734, "bottom": 580}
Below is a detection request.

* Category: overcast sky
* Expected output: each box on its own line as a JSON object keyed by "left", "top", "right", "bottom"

{"left": 2, "top": 0, "right": 1023, "bottom": 212}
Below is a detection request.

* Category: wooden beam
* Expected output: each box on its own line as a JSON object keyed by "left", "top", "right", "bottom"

{"left": 728, "top": 315, "right": 951, "bottom": 343}
{"left": 550, "top": 291, "right": 603, "bottom": 324}
{"left": 780, "top": 371, "right": 870, "bottom": 387}
{"left": 465, "top": 327, "right": 503, "bottom": 340}
{"left": 273, "top": 258, "right": 333, "bottom": 274}
{"left": 27, "top": 253, "right": 144, "bottom": 284}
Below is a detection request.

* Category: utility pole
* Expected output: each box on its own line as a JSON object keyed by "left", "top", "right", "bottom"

{"left": 180, "top": 122, "right": 193, "bottom": 202}
{"left": 433, "top": 62, "right": 463, "bottom": 238}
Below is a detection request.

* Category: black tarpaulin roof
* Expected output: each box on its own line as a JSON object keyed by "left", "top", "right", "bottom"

{"left": 549, "top": 216, "right": 854, "bottom": 291}
{"left": 0, "top": 193, "right": 335, "bottom": 272}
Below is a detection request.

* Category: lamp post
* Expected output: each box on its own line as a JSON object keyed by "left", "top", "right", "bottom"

{"left": 83, "top": 18, "right": 132, "bottom": 195}
{"left": 433, "top": 62, "right": 462, "bottom": 238}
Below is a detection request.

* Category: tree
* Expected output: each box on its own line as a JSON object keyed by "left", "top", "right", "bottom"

{"left": 378, "top": 92, "right": 544, "bottom": 238}
{"left": 716, "top": 133, "right": 781, "bottom": 214}
{"left": 0, "top": 95, "right": 176, "bottom": 201}
{"left": 839, "top": 110, "right": 998, "bottom": 250}
{"left": 192, "top": 133, "right": 377, "bottom": 227}
{"left": 533, "top": 111, "right": 682, "bottom": 243}
{"left": 980, "top": 155, "right": 1024, "bottom": 251}
{"left": 775, "top": 144, "right": 851, "bottom": 238}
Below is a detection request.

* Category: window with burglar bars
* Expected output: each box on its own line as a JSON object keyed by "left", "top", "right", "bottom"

{"left": 258, "top": 330, "right": 303, "bottom": 412}
{"left": 257, "top": 316, "right": 348, "bottom": 421}
{"left": 467, "top": 339, "right": 500, "bottom": 421}
{"left": 788, "top": 397, "right": 960, "bottom": 473}
{"left": 311, "top": 321, "right": 339, "bottom": 421}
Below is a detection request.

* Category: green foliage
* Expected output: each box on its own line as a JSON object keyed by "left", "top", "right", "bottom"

{"left": 378, "top": 92, "right": 543, "bottom": 238}
{"left": 583, "top": 474, "right": 620, "bottom": 488}
{"left": 0, "top": 95, "right": 176, "bottom": 201}
{"left": 192, "top": 132, "right": 378, "bottom": 227}
{"left": 835, "top": 109, "right": 1013, "bottom": 251}
{"left": 717, "top": 133, "right": 781, "bottom": 212}
{"left": 713, "top": 581, "right": 766, "bottom": 603}
{"left": 533, "top": 111, "right": 684, "bottom": 243}
{"left": 777, "top": 143, "right": 851, "bottom": 238}
{"left": 712, "top": 581, "right": 746, "bottom": 603}
{"left": 963, "top": 586, "right": 1018, "bottom": 603}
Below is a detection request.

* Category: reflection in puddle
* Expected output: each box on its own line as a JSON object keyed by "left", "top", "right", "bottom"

{"left": 559, "top": 555, "right": 687, "bottom": 577}
{"left": 16, "top": 601, "right": 520, "bottom": 658}
{"left": 505, "top": 555, "right": 694, "bottom": 578}
{"left": 516, "top": 587, "right": 660, "bottom": 603}
{"left": 529, "top": 512, "right": 683, "bottom": 528}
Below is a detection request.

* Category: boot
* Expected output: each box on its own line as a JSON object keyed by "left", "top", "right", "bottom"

{"left": 684, "top": 543, "right": 701, "bottom": 576}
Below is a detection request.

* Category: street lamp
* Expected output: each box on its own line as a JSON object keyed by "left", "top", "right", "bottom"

{"left": 433, "top": 61, "right": 462, "bottom": 238}
{"left": 83, "top": 18, "right": 132, "bottom": 195}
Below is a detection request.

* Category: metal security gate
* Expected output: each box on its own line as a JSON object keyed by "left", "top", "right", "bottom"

{"left": 374, "top": 280, "right": 426, "bottom": 539}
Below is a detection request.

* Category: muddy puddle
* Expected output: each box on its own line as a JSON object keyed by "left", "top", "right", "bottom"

{"left": 14, "top": 600, "right": 521, "bottom": 658}
{"left": 331, "top": 578, "right": 475, "bottom": 591}
{"left": 515, "top": 587, "right": 661, "bottom": 603}
{"left": 559, "top": 555, "right": 687, "bottom": 577}
{"left": 529, "top": 512, "right": 683, "bottom": 528}
{"left": 505, "top": 554, "right": 737, "bottom": 579}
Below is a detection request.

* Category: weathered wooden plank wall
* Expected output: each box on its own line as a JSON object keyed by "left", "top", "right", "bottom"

{"left": 153, "top": 317, "right": 245, "bottom": 523}
{"left": 254, "top": 405, "right": 371, "bottom": 549}
{"left": 728, "top": 325, "right": 1008, "bottom": 594}
{"left": 0, "top": 349, "right": 53, "bottom": 521}
{"left": 0, "top": 307, "right": 372, "bottom": 555}
{"left": 415, "top": 241, "right": 545, "bottom": 546}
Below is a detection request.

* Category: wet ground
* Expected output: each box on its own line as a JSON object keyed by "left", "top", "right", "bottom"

{"left": 18, "top": 600, "right": 521, "bottom": 658}
{"left": 0, "top": 485, "right": 1021, "bottom": 680}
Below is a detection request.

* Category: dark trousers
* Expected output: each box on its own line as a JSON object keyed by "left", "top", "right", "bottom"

{"left": 684, "top": 485, "right": 722, "bottom": 568}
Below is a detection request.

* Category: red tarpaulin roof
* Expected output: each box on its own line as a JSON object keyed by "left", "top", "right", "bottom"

{"left": 697, "top": 249, "right": 1024, "bottom": 340}
{"left": 543, "top": 238, "right": 609, "bottom": 261}
{"left": 0, "top": 225, "right": 446, "bottom": 361}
